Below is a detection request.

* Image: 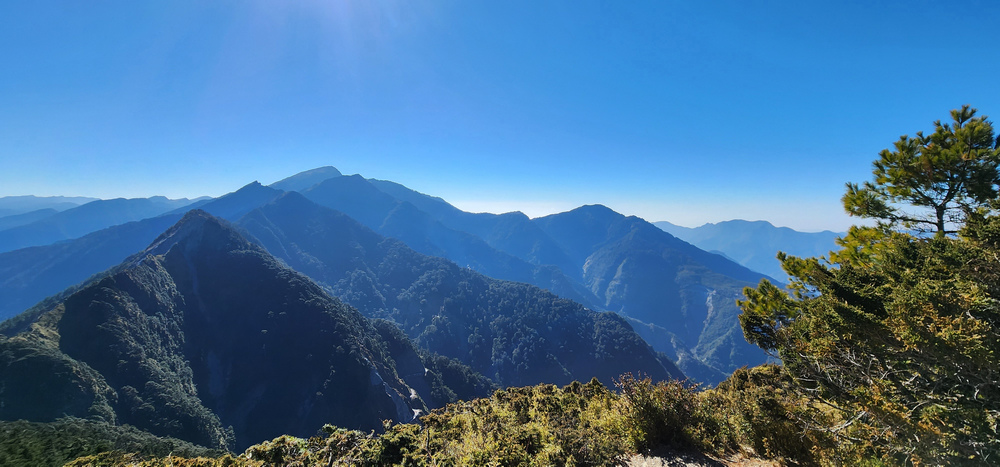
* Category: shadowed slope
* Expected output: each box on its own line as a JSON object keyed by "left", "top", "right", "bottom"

{"left": 238, "top": 192, "right": 683, "bottom": 386}
{"left": 1, "top": 210, "right": 427, "bottom": 450}
{"left": 534, "top": 205, "right": 772, "bottom": 381}
{"left": 0, "top": 183, "right": 283, "bottom": 322}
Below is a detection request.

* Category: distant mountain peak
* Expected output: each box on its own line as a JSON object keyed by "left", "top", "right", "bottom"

{"left": 269, "top": 166, "right": 344, "bottom": 192}
{"left": 539, "top": 204, "right": 624, "bottom": 225}
{"left": 575, "top": 204, "right": 615, "bottom": 213}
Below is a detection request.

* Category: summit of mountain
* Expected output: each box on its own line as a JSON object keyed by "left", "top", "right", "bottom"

{"left": 165, "top": 181, "right": 283, "bottom": 221}
{"left": 268, "top": 166, "right": 343, "bottom": 192}
{"left": 532, "top": 204, "right": 638, "bottom": 267}
{"left": 0, "top": 210, "right": 430, "bottom": 450}
{"left": 302, "top": 174, "right": 401, "bottom": 229}
{"left": 362, "top": 178, "right": 580, "bottom": 274}
{"left": 297, "top": 176, "right": 597, "bottom": 308}
{"left": 539, "top": 206, "right": 770, "bottom": 284}
{"left": 263, "top": 168, "right": 580, "bottom": 278}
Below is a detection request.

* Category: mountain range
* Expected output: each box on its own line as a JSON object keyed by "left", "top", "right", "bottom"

{"left": 0, "top": 165, "right": 840, "bottom": 463}
{"left": 239, "top": 192, "right": 681, "bottom": 386}
{"left": 0, "top": 195, "right": 98, "bottom": 218}
{"left": 0, "top": 196, "right": 201, "bottom": 254}
{"left": 281, "top": 171, "right": 771, "bottom": 382}
{"left": 654, "top": 220, "right": 842, "bottom": 281}
{"left": 0, "top": 183, "right": 283, "bottom": 323}
{"left": 0, "top": 209, "right": 677, "bottom": 451}
{"left": 0, "top": 167, "right": 803, "bottom": 385}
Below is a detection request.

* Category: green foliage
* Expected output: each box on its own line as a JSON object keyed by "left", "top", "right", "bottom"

{"left": 615, "top": 368, "right": 823, "bottom": 463}
{"left": 740, "top": 108, "right": 1000, "bottom": 464}
{"left": 843, "top": 105, "right": 1000, "bottom": 234}
{"left": 0, "top": 328, "right": 118, "bottom": 425}
{"left": 0, "top": 418, "right": 221, "bottom": 467}
{"left": 93, "top": 372, "right": 830, "bottom": 466}
{"left": 352, "top": 247, "right": 674, "bottom": 387}
{"left": 413, "top": 379, "right": 627, "bottom": 466}
{"left": 742, "top": 225, "right": 1000, "bottom": 463}
{"left": 615, "top": 373, "right": 696, "bottom": 451}
{"left": 698, "top": 365, "right": 830, "bottom": 461}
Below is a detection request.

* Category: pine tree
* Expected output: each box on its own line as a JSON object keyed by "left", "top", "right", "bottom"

{"left": 842, "top": 105, "right": 1000, "bottom": 235}
{"left": 739, "top": 107, "right": 1000, "bottom": 464}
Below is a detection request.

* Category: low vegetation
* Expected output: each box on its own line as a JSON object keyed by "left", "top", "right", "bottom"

{"left": 0, "top": 418, "right": 221, "bottom": 467}
{"left": 61, "top": 368, "right": 822, "bottom": 466}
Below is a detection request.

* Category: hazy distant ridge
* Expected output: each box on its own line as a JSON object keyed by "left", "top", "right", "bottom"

{"left": 0, "top": 184, "right": 283, "bottom": 321}
{"left": 654, "top": 220, "right": 842, "bottom": 281}
{"left": 0, "top": 195, "right": 98, "bottom": 219}
{"left": 0, "top": 197, "right": 200, "bottom": 254}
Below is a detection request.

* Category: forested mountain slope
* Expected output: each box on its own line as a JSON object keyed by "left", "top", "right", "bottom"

{"left": 0, "top": 205, "right": 678, "bottom": 461}
{"left": 0, "top": 211, "right": 431, "bottom": 451}
{"left": 532, "top": 205, "right": 771, "bottom": 380}
{"left": 299, "top": 175, "right": 599, "bottom": 309}
{"left": 273, "top": 169, "right": 771, "bottom": 383}
{"left": 238, "top": 192, "right": 682, "bottom": 386}
{"left": 329, "top": 174, "right": 771, "bottom": 381}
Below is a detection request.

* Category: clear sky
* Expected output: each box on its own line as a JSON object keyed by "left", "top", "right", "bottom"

{"left": 2, "top": 1, "right": 999, "bottom": 232}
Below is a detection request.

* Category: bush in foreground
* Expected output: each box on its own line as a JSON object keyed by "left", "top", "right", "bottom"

{"left": 68, "top": 369, "right": 827, "bottom": 466}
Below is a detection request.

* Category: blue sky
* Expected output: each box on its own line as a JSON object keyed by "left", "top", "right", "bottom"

{"left": 2, "top": 1, "right": 999, "bottom": 232}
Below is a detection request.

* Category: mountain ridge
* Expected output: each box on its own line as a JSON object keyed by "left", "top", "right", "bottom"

{"left": 0, "top": 195, "right": 99, "bottom": 217}
{"left": 237, "top": 192, "right": 683, "bottom": 386}
{"left": 1, "top": 167, "right": 777, "bottom": 385}
{"left": 0, "top": 183, "right": 285, "bottom": 323}
{"left": 0, "top": 196, "right": 200, "bottom": 254}
{"left": 654, "top": 219, "right": 841, "bottom": 280}
{"left": 0, "top": 210, "right": 432, "bottom": 450}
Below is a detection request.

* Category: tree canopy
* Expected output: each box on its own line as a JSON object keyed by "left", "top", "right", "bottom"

{"left": 740, "top": 106, "right": 1000, "bottom": 464}
{"left": 842, "top": 105, "right": 1000, "bottom": 235}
